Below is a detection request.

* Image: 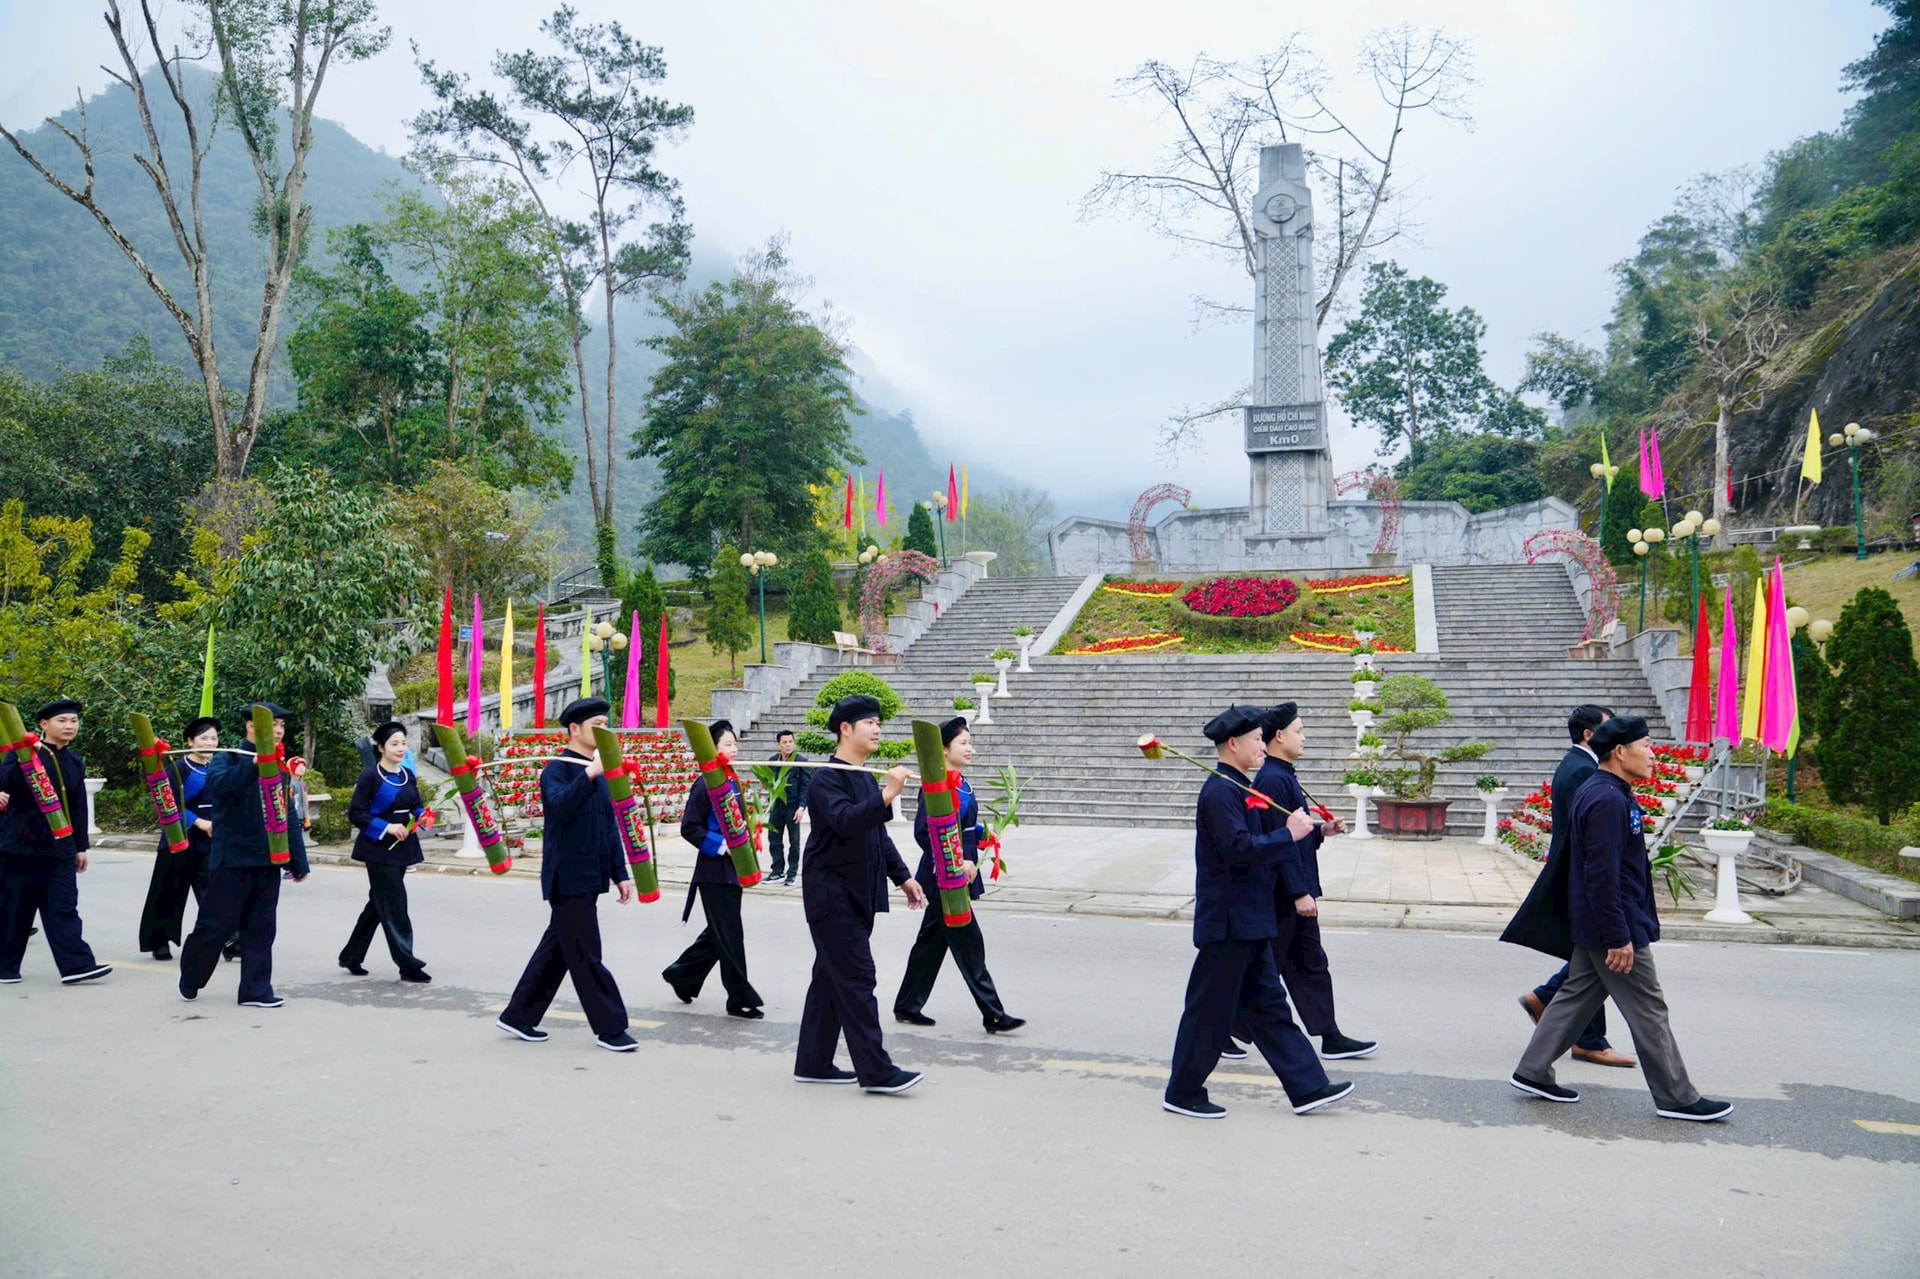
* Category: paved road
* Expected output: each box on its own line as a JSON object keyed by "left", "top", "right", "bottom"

{"left": 4, "top": 851, "right": 1917, "bottom": 1277}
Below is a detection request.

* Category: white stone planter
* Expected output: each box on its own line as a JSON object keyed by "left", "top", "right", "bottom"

{"left": 993, "top": 658, "right": 1013, "bottom": 697}
{"left": 1352, "top": 679, "right": 1378, "bottom": 701}
{"left": 84, "top": 777, "right": 106, "bottom": 835}
{"left": 1353, "top": 630, "right": 1375, "bottom": 645}
{"left": 1701, "top": 828, "right": 1756, "bottom": 924}
{"left": 1347, "top": 784, "right": 1373, "bottom": 839}
{"left": 1352, "top": 652, "right": 1376, "bottom": 671}
{"left": 972, "top": 684, "right": 997, "bottom": 724}
{"left": 1683, "top": 766, "right": 1705, "bottom": 784}
{"left": 1015, "top": 635, "right": 1035, "bottom": 673}
{"left": 955, "top": 708, "right": 978, "bottom": 727}
{"left": 1477, "top": 788, "right": 1507, "bottom": 846}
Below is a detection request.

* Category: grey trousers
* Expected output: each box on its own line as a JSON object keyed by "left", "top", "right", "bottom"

{"left": 1516, "top": 944, "right": 1700, "bottom": 1110}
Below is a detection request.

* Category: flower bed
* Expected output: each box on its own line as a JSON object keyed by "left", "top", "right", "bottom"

{"left": 1306, "top": 573, "right": 1411, "bottom": 595}
{"left": 1102, "top": 580, "right": 1182, "bottom": 598}
{"left": 1289, "top": 630, "right": 1408, "bottom": 653}
{"left": 492, "top": 729, "right": 699, "bottom": 823}
{"left": 1181, "top": 576, "right": 1300, "bottom": 617}
{"left": 1063, "top": 632, "right": 1185, "bottom": 655}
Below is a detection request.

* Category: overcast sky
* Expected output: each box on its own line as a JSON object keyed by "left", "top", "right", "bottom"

{"left": 0, "top": 0, "right": 1886, "bottom": 515}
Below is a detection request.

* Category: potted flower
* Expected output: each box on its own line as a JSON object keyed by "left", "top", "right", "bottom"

{"left": 990, "top": 648, "right": 1017, "bottom": 696}
{"left": 1351, "top": 613, "right": 1378, "bottom": 644}
{"left": 1347, "top": 697, "right": 1377, "bottom": 728}
{"left": 1342, "top": 766, "right": 1381, "bottom": 839}
{"left": 1369, "top": 673, "right": 1494, "bottom": 841}
{"left": 1012, "top": 625, "right": 1037, "bottom": 672}
{"left": 1350, "top": 668, "right": 1379, "bottom": 701}
{"left": 1701, "top": 815, "right": 1755, "bottom": 924}
{"left": 1352, "top": 641, "right": 1377, "bottom": 672}
{"left": 952, "top": 695, "right": 978, "bottom": 727}
{"left": 1702, "top": 814, "right": 1754, "bottom": 856}
{"left": 1474, "top": 775, "right": 1506, "bottom": 846}
{"left": 970, "top": 672, "right": 998, "bottom": 724}
{"left": 1352, "top": 729, "right": 1384, "bottom": 758}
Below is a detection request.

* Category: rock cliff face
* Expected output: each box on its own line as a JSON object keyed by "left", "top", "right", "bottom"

{"left": 1731, "top": 255, "right": 1920, "bottom": 528}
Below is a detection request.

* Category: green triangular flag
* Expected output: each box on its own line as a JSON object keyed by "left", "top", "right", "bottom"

{"left": 199, "top": 625, "right": 215, "bottom": 718}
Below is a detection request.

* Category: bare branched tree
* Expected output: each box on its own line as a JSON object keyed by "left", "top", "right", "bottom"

{"left": 0, "top": 0, "right": 390, "bottom": 483}
{"left": 1083, "top": 26, "right": 1472, "bottom": 461}
{"left": 1693, "top": 286, "right": 1789, "bottom": 543}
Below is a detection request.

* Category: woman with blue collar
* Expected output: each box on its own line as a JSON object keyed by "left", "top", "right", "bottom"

{"left": 340, "top": 721, "right": 431, "bottom": 982}
{"left": 138, "top": 716, "right": 220, "bottom": 960}
{"left": 663, "top": 719, "right": 765, "bottom": 1018}
{"left": 892, "top": 718, "right": 1023, "bottom": 1034}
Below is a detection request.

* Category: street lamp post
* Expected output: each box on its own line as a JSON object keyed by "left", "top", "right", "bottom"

{"left": 587, "top": 619, "right": 621, "bottom": 702}
{"left": 925, "top": 493, "right": 949, "bottom": 566}
{"left": 1630, "top": 528, "right": 1650, "bottom": 631}
{"left": 1828, "top": 422, "right": 1876, "bottom": 561}
{"left": 1588, "top": 461, "right": 1619, "bottom": 545}
{"left": 1666, "top": 511, "right": 1722, "bottom": 616}
{"left": 742, "top": 550, "right": 778, "bottom": 664}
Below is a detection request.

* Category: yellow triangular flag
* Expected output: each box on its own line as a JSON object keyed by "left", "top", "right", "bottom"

{"left": 1740, "top": 575, "right": 1767, "bottom": 742}
{"left": 498, "top": 599, "right": 515, "bottom": 732}
{"left": 1801, "top": 409, "right": 1822, "bottom": 485}
{"left": 579, "top": 611, "right": 591, "bottom": 698}
{"left": 960, "top": 465, "right": 970, "bottom": 516}
{"left": 1599, "top": 433, "right": 1613, "bottom": 490}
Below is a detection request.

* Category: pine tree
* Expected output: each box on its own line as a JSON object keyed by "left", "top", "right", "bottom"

{"left": 905, "top": 502, "right": 938, "bottom": 558}
{"left": 705, "top": 544, "right": 754, "bottom": 674}
{"left": 621, "top": 561, "right": 668, "bottom": 650}
{"left": 1815, "top": 587, "right": 1920, "bottom": 823}
{"left": 787, "top": 550, "right": 842, "bottom": 644}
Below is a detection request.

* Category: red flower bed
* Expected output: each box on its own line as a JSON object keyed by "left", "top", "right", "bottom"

{"left": 1306, "top": 573, "right": 1412, "bottom": 594}
{"left": 1064, "top": 632, "right": 1185, "bottom": 655}
{"left": 1289, "top": 630, "right": 1408, "bottom": 653}
{"left": 1103, "top": 580, "right": 1182, "bottom": 597}
{"left": 1181, "top": 576, "right": 1299, "bottom": 618}
{"left": 492, "top": 729, "right": 699, "bottom": 822}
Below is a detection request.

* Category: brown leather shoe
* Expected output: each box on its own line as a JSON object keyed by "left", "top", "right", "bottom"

{"left": 1518, "top": 993, "right": 1546, "bottom": 1024}
{"left": 1572, "top": 1046, "right": 1637, "bottom": 1068}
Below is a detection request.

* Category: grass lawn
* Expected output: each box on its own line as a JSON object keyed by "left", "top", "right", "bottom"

{"left": 1051, "top": 575, "right": 1416, "bottom": 656}
{"left": 1762, "top": 752, "right": 1920, "bottom": 885}
{"left": 1657, "top": 549, "right": 1918, "bottom": 658}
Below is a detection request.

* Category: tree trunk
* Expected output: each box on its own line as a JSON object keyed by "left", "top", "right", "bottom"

{"left": 1713, "top": 392, "right": 1733, "bottom": 549}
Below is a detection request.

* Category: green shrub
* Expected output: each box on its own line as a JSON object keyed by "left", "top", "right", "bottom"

{"left": 904, "top": 502, "right": 939, "bottom": 558}
{"left": 794, "top": 729, "right": 915, "bottom": 761}
{"left": 816, "top": 671, "right": 905, "bottom": 720}
{"left": 1815, "top": 587, "right": 1920, "bottom": 822}
{"left": 1761, "top": 798, "right": 1920, "bottom": 881}
{"left": 92, "top": 785, "right": 154, "bottom": 833}
{"left": 787, "top": 550, "right": 842, "bottom": 644}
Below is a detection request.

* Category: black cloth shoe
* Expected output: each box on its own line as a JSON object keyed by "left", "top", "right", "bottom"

{"left": 239, "top": 996, "right": 285, "bottom": 1009}
{"left": 340, "top": 960, "right": 369, "bottom": 976}
{"left": 1291, "top": 1081, "right": 1355, "bottom": 1114}
{"left": 726, "top": 1004, "right": 764, "bottom": 1019}
{"left": 1321, "top": 1033, "right": 1378, "bottom": 1060}
{"left": 400, "top": 969, "right": 432, "bottom": 984}
{"left": 1509, "top": 1072, "right": 1579, "bottom": 1103}
{"left": 0, "top": 972, "right": 21, "bottom": 984}
{"left": 863, "top": 1068, "right": 923, "bottom": 1095}
{"left": 984, "top": 1014, "right": 1026, "bottom": 1034}
{"left": 151, "top": 945, "right": 172, "bottom": 961}
{"left": 1219, "top": 1040, "right": 1249, "bottom": 1061}
{"left": 597, "top": 1032, "right": 639, "bottom": 1052}
{"left": 663, "top": 973, "right": 696, "bottom": 1004}
{"left": 783, "top": 875, "right": 796, "bottom": 886}
{"left": 894, "top": 1010, "right": 936, "bottom": 1026}
{"left": 177, "top": 981, "right": 196, "bottom": 1002}
{"left": 496, "top": 1017, "right": 548, "bottom": 1043}
{"left": 1657, "top": 1097, "right": 1735, "bottom": 1122}
{"left": 60, "top": 964, "right": 112, "bottom": 985}
{"left": 794, "top": 1066, "right": 858, "bottom": 1085}
{"left": 1163, "top": 1096, "right": 1226, "bottom": 1119}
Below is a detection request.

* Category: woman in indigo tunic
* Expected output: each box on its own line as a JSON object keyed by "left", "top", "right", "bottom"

{"left": 138, "top": 716, "right": 219, "bottom": 960}
{"left": 340, "top": 721, "right": 430, "bottom": 982}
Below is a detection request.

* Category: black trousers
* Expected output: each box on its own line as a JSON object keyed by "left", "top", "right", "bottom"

{"left": 0, "top": 853, "right": 99, "bottom": 978}
{"left": 1168, "top": 939, "right": 1328, "bottom": 1108}
{"left": 892, "top": 904, "right": 1007, "bottom": 1022}
{"left": 503, "top": 893, "right": 628, "bottom": 1038}
{"left": 796, "top": 907, "right": 897, "bottom": 1086}
{"left": 662, "top": 883, "right": 762, "bottom": 1008}
{"left": 340, "top": 862, "right": 424, "bottom": 975}
{"left": 1231, "top": 910, "right": 1339, "bottom": 1043}
{"left": 767, "top": 814, "right": 802, "bottom": 879}
{"left": 139, "top": 844, "right": 208, "bottom": 952}
{"left": 180, "top": 866, "right": 281, "bottom": 1003}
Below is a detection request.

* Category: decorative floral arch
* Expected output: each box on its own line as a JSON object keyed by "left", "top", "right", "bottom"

{"left": 1128, "top": 484, "right": 1191, "bottom": 562}
{"left": 1524, "top": 529, "right": 1619, "bottom": 640}
{"left": 1334, "top": 469, "right": 1401, "bottom": 555}
{"left": 862, "top": 550, "right": 940, "bottom": 652}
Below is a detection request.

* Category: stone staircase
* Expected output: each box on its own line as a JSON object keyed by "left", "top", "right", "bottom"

{"left": 742, "top": 565, "right": 1672, "bottom": 834}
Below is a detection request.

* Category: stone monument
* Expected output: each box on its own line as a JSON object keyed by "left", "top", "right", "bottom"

{"left": 1245, "top": 143, "right": 1333, "bottom": 541}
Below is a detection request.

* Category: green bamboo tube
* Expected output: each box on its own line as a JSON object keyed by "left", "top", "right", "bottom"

{"left": 911, "top": 719, "right": 973, "bottom": 928}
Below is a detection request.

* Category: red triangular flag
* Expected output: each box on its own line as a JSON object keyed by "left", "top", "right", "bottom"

{"left": 654, "top": 611, "right": 671, "bottom": 728}
{"left": 843, "top": 474, "right": 854, "bottom": 530}
{"left": 1685, "top": 591, "right": 1713, "bottom": 743}
{"left": 435, "top": 586, "right": 455, "bottom": 726}
{"left": 532, "top": 605, "right": 547, "bottom": 728}
{"left": 946, "top": 465, "right": 959, "bottom": 521}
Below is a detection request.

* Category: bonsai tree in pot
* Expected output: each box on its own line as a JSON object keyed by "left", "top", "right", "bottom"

{"left": 1370, "top": 673, "right": 1493, "bottom": 841}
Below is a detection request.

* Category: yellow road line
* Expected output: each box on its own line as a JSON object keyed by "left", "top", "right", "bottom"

{"left": 1041, "top": 1058, "right": 1282, "bottom": 1089}
{"left": 1853, "top": 1119, "right": 1920, "bottom": 1136}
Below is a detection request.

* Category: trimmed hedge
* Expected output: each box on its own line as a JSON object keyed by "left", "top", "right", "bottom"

{"left": 1762, "top": 797, "right": 1920, "bottom": 882}
{"left": 795, "top": 730, "right": 913, "bottom": 760}
{"left": 1169, "top": 589, "right": 1314, "bottom": 641}
{"left": 816, "top": 671, "right": 905, "bottom": 720}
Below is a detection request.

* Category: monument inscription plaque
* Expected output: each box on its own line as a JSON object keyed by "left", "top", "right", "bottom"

{"left": 1244, "top": 403, "right": 1327, "bottom": 452}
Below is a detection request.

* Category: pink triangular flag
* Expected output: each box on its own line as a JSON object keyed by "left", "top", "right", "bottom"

{"left": 1714, "top": 586, "right": 1740, "bottom": 742}
{"left": 1760, "top": 558, "right": 1796, "bottom": 751}
{"left": 620, "top": 610, "right": 643, "bottom": 729}
{"left": 1637, "top": 428, "right": 1654, "bottom": 498}
{"left": 1647, "top": 426, "right": 1666, "bottom": 497}
{"left": 875, "top": 470, "right": 888, "bottom": 527}
{"left": 465, "top": 594, "right": 484, "bottom": 736}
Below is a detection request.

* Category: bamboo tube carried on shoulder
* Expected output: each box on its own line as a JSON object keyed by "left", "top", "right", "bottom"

{"left": 130, "top": 712, "right": 190, "bottom": 852}
{"left": 682, "top": 719, "right": 762, "bottom": 887}
{"left": 252, "top": 704, "right": 291, "bottom": 865}
{"left": 911, "top": 719, "right": 972, "bottom": 928}
{"left": 0, "top": 701, "right": 74, "bottom": 850}
{"left": 594, "top": 725, "right": 661, "bottom": 903}
{"left": 434, "top": 723, "right": 513, "bottom": 875}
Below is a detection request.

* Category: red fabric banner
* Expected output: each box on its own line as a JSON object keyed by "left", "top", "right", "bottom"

{"left": 1685, "top": 591, "right": 1714, "bottom": 743}
{"left": 654, "top": 612, "right": 671, "bottom": 728}
{"left": 531, "top": 605, "right": 547, "bottom": 728}
{"left": 435, "top": 586, "right": 454, "bottom": 726}
{"left": 946, "top": 465, "right": 959, "bottom": 520}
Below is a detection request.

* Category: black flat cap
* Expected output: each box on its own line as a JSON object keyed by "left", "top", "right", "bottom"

{"left": 1261, "top": 702, "right": 1299, "bottom": 740}
{"left": 1590, "top": 715, "right": 1650, "bottom": 755}
{"left": 34, "top": 699, "right": 82, "bottom": 721}
{"left": 243, "top": 702, "right": 293, "bottom": 720}
{"left": 370, "top": 721, "right": 407, "bottom": 747}
{"left": 1203, "top": 704, "right": 1266, "bottom": 744}
{"left": 559, "top": 697, "right": 611, "bottom": 728}
{"left": 940, "top": 716, "right": 969, "bottom": 746}
{"left": 183, "top": 716, "right": 221, "bottom": 740}
{"left": 827, "top": 694, "right": 883, "bottom": 734}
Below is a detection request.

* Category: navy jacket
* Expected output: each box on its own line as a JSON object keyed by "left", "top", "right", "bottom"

{"left": 347, "top": 764, "right": 426, "bottom": 867}
{"left": 539, "top": 749, "right": 629, "bottom": 900}
{"left": 1567, "top": 770, "right": 1660, "bottom": 950}
{"left": 766, "top": 752, "right": 810, "bottom": 821}
{"left": 1253, "top": 756, "right": 1319, "bottom": 900}
{"left": 1191, "top": 765, "right": 1308, "bottom": 946}
{"left": 1546, "top": 745, "right": 1598, "bottom": 866}
{"left": 800, "top": 759, "right": 910, "bottom": 926}
{"left": 1500, "top": 745, "right": 1602, "bottom": 959}
{"left": 0, "top": 744, "right": 88, "bottom": 857}
{"left": 204, "top": 743, "right": 310, "bottom": 875}
{"left": 159, "top": 758, "right": 215, "bottom": 859}
{"left": 911, "top": 773, "right": 985, "bottom": 901}
{"left": 680, "top": 778, "right": 740, "bottom": 887}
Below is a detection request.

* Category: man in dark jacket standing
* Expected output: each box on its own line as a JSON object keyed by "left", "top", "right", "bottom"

{"left": 793, "top": 694, "right": 926, "bottom": 1095}
{"left": 498, "top": 697, "right": 637, "bottom": 1052}
{"left": 179, "top": 703, "right": 309, "bottom": 1007}
{"left": 1163, "top": 705, "right": 1353, "bottom": 1120}
{"left": 765, "top": 729, "right": 809, "bottom": 885}
{"left": 1504, "top": 704, "right": 1635, "bottom": 1069}
{"left": 0, "top": 698, "right": 110, "bottom": 985}
{"left": 1510, "top": 716, "right": 1733, "bottom": 1121}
